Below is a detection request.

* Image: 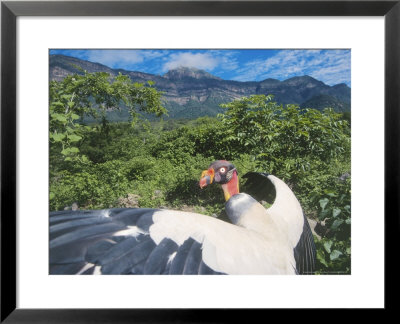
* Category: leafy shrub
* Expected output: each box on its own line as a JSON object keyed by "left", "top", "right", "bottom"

{"left": 50, "top": 170, "right": 102, "bottom": 210}
{"left": 49, "top": 71, "right": 166, "bottom": 161}
{"left": 313, "top": 178, "right": 351, "bottom": 274}
{"left": 219, "top": 95, "right": 350, "bottom": 163}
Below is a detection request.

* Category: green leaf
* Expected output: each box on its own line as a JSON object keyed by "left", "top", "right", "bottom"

{"left": 319, "top": 198, "right": 329, "bottom": 210}
{"left": 323, "top": 240, "right": 333, "bottom": 253}
{"left": 317, "top": 250, "right": 329, "bottom": 267}
{"left": 61, "top": 147, "right": 80, "bottom": 155}
{"left": 331, "top": 219, "right": 344, "bottom": 230}
{"left": 330, "top": 250, "right": 343, "bottom": 261}
{"left": 319, "top": 209, "right": 330, "bottom": 220}
{"left": 299, "top": 130, "right": 309, "bottom": 138}
{"left": 51, "top": 113, "right": 67, "bottom": 123}
{"left": 68, "top": 134, "right": 82, "bottom": 142}
{"left": 71, "top": 113, "right": 80, "bottom": 120}
{"left": 332, "top": 208, "right": 341, "bottom": 218}
{"left": 61, "top": 94, "right": 72, "bottom": 101}
{"left": 324, "top": 191, "right": 336, "bottom": 197}
{"left": 51, "top": 133, "right": 65, "bottom": 142}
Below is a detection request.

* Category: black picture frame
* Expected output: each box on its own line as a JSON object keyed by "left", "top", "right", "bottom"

{"left": 1, "top": 0, "right": 398, "bottom": 321}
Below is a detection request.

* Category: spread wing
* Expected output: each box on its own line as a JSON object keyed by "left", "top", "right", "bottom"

{"left": 242, "top": 172, "right": 316, "bottom": 274}
{"left": 50, "top": 208, "right": 295, "bottom": 275}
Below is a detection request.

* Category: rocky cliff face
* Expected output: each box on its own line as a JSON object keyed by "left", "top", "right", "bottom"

{"left": 50, "top": 54, "right": 351, "bottom": 119}
{"left": 50, "top": 55, "right": 117, "bottom": 80}
{"left": 164, "top": 66, "right": 222, "bottom": 81}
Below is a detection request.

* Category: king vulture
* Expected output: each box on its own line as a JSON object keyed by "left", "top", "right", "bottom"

{"left": 50, "top": 160, "right": 316, "bottom": 275}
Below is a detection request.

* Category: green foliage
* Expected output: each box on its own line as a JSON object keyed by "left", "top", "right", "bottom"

{"left": 50, "top": 160, "right": 131, "bottom": 210}
{"left": 49, "top": 71, "right": 166, "bottom": 161}
{"left": 313, "top": 178, "right": 351, "bottom": 273}
{"left": 219, "top": 95, "right": 350, "bottom": 163}
{"left": 49, "top": 93, "right": 351, "bottom": 274}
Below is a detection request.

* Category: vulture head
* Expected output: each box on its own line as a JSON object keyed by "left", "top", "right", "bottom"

{"left": 199, "top": 160, "right": 239, "bottom": 201}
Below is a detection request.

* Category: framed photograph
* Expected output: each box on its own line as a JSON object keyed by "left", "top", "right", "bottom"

{"left": 1, "top": 0, "right": 398, "bottom": 321}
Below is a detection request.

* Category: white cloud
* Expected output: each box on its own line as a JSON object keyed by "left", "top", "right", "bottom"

{"left": 162, "top": 52, "right": 220, "bottom": 72}
{"left": 233, "top": 50, "right": 351, "bottom": 86}
{"left": 86, "top": 50, "right": 144, "bottom": 67}
{"left": 160, "top": 51, "right": 240, "bottom": 74}
{"left": 209, "top": 50, "right": 240, "bottom": 71}
{"left": 86, "top": 50, "right": 167, "bottom": 70}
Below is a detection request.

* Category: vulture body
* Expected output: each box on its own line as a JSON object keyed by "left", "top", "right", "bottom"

{"left": 50, "top": 161, "right": 316, "bottom": 275}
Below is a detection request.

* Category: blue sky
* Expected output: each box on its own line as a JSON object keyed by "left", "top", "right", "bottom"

{"left": 50, "top": 49, "right": 351, "bottom": 86}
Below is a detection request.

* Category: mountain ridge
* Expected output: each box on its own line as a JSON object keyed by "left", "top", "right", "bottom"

{"left": 50, "top": 54, "right": 351, "bottom": 120}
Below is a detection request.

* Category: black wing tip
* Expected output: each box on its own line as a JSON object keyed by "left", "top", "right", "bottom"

{"left": 294, "top": 214, "right": 317, "bottom": 275}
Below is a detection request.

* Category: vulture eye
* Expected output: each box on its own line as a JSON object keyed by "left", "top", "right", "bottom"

{"left": 219, "top": 167, "right": 226, "bottom": 173}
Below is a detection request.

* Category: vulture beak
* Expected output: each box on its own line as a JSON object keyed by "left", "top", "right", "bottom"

{"left": 199, "top": 168, "right": 215, "bottom": 189}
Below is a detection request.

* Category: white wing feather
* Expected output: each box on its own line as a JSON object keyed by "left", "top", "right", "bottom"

{"left": 150, "top": 210, "right": 296, "bottom": 274}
